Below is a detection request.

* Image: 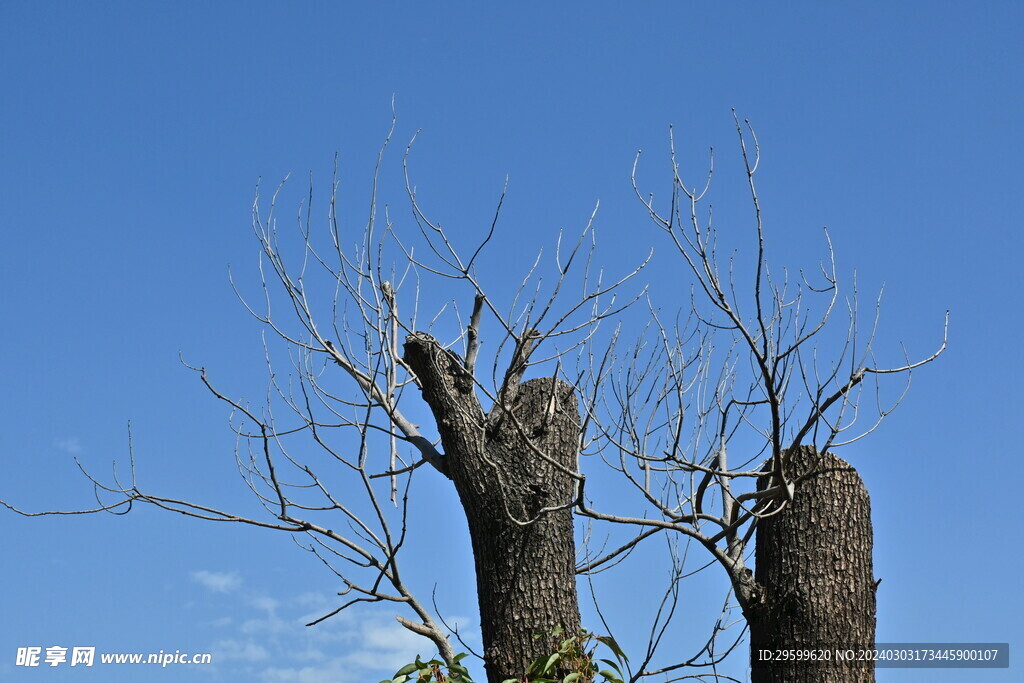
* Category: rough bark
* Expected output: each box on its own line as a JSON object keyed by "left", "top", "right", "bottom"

{"left": 404, "top": 332, "right": 581, "bottom": 683}
{"left": 749, "top": 446, "right": 876, "bottom": 683}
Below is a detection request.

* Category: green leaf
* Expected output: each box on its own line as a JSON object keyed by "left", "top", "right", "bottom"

{"left": 597, "top": 670, "right": 624, "bottom": 683}
{"left": 562, "top": 673, "right": 582, "bottom": 683}
{"left": 541, "top": 653, "right": 561, "bottom": 674}
{"left": 453, "top": 653, "right": 470, "bottom": 663}
{"left": 394, "top": 662, "right": 420, "bottom": 676}
{"left": 598, "top": 659, "right": 623, "bottom": 674}
{"left": 529, "top": 652, "right": 560, "bottom": 675}
{"left": 594, "top": 635, "right": 628, "bottom": 662}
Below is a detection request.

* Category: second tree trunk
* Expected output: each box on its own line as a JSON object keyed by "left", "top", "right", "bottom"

{"left": 749, "top": 446, "right": 876, "bottom": 683}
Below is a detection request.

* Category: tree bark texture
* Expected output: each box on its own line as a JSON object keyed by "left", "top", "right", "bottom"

{"left": 749, "top": 446, "right": 876, "bottom": 683}
{"left": 404, "top": 333, "right": 581, "bottom": 683}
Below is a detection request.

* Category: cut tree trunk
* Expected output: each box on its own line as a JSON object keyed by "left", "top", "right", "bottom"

{"left": 749, "top": 446, "right": 876, "bottom": 683}
{"left": 405, "top": 333, "right": 581, "bottom": 683}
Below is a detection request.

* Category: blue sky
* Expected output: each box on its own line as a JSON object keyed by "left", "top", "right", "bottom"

{"left": 1, "top": 2, "right": 1021, "bottom": 681}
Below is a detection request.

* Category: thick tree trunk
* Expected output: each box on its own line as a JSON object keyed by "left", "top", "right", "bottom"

{"left": 749, "top": 446, "right": 876, "bottom": 683}
{"left": 405, "top": 333, "right": 581, "bottom": 683}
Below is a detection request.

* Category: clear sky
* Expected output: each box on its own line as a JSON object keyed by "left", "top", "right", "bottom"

{"left": 1, "top": 2, "right": 1021, "bottom": 682}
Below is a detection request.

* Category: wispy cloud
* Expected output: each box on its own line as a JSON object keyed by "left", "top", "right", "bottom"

{"left": 261, "top": 659, "right": 360, "bottom": 683}
{"left": 257, "top": 618, "right": 437, "bottom": 683}
{"left": 195, "top": 580, "right": 476, "bottom": 682}
{"left": 249, "top": 595, "right": 279, "bottom": 613}
{"left": 340, "top": 619, "right": 432, "bottom": 671}
{"left": 212, "top": 638, "right": 270, "bottom": 662}
{"left": 191, "top": 570, "right": 242, "bottom": 593}
{"left": 53, "top": 437, "right": 82, "bottom": 455}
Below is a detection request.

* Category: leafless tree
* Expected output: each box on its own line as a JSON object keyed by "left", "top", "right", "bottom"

{"left": 2, "top": 113, "right": 946, "bottom": 683}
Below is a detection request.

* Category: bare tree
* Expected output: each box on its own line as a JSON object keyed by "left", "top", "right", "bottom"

{"left": 571, "top": 114, "right": 946, "bottom": 682}
{"left": 2, "top": 114, "right": 945, "bottom": 683}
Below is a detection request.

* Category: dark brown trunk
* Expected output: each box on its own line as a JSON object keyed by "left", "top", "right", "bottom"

{"left": 405, "top": 333, "right": 581, "bottom": 683}
{"left": 749, "top": 446, "right": 876, "bottom": 683}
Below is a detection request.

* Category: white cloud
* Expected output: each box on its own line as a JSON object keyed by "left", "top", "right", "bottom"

{"left": 261, "top": 660, "right": 358, "bottom": 683}
{"left": 188, "top": 581, "right": 465, "bottom": 682}
{"left": 240, "top": 612, "right": 292, "bottom": 636}
{"left": 212, "top": 638, "right": 270, "bottom": 662}
{"left": 340, "top": 618, "right": 443, "bottom": 674}
{"left": 191, "top": 570, "right": 243, "bottom": 593}
{"left": 360, "top": 620, "right": 426, "bottom": 655}
{"left": 293, "top": 645, "right": 329, "bottom": 662}
{"left": 259, "top": 619, "right": 433, "bottom": 683}
{"left": 249, "top": 595, "right": 280, "bottom": 613}
{"left": 54, "top": 437, "right": 82, "bottom": 454}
